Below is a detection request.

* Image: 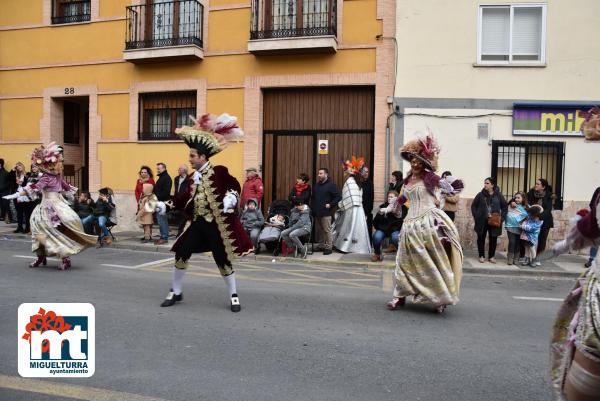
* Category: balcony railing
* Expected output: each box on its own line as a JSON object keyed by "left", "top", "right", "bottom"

{"left": 52, "top": 0, "right": 91, "bottom": 24}
{"left": 250, "top": 0, "right": 336, "bottom": 40}
{"left": 126, "top": 0, "right": 204, "bottom": 50}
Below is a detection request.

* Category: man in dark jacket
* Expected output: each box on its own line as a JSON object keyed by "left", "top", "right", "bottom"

{"left": 154, "top": 162, "right": 173, "bottom": 245}
{"left": 173, "top": 164, "right": 191, "bottom": 236}
{"left": 361, "top": 166, "right": 374, "bottom": 243}
{"left": 312, "top": 168, "right": 341, "bottom": 255}
{"left": 82, "top": 188, "right": 113, "bottom": 245}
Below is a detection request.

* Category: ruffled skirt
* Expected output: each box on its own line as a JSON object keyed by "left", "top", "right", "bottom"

{"left": 30, "top": 191, "right": 97, "bottom": 258}
{"left": 392, "top": 207, "right": 463, "bottom": 306}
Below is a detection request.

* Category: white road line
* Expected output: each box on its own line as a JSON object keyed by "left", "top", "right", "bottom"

{"left": 13, "top": 255, "right": 59, "bottom": 261}
{"left": 102, "top": 257, "right": 173, "bottom": 270}
{"left": 513, "top": 296, "right": 564, "bottom": 302}
{"left": 12, "top": 254, "right": 172, "bottom": 270}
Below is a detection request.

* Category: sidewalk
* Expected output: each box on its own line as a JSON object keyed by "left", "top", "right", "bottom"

{"left": 0, "top": 223, "right": 589, "bottom": 278}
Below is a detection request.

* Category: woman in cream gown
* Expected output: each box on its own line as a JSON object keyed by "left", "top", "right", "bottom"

{"left": 386, "top": 134, "right": 463, "bottom": 314}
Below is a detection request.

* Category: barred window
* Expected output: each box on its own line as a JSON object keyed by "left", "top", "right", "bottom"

{"left": 52, "top": 0, "right": 91, "bottom": 24}
{"left": 138, "top": 91, "right": 197, "bottom": 141}
{"left": 491, "top": 140, "right": 564, "bottom": 210}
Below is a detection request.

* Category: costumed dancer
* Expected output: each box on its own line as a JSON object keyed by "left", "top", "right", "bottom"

{"left": 3, "top": 142, "right": 97, "bottom": 269}
{"left": 332, "top": 156, "right": 371, "bottom": 254}
{"left": 547, "top": 186, "right": 600, "bottom": 400}
{"left": 160, "top": 113, "right": 253, "bottom": 312}
{"left": 385, "top": 132, "right": 464, "bottom": 314}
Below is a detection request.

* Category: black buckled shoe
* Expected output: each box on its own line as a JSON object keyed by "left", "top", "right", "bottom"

{"left": 230, "top": 294, "right": 241, "bottom": 312}
{"left": 160, "top": 290, "right": 183, "bottom": 307}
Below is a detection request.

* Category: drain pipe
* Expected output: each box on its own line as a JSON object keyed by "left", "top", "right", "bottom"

{"left": 384, "top": 106, "right": 396, "bottom": 198}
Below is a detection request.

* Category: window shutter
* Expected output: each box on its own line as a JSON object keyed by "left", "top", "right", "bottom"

{"left": 512, "top": 7, "right": 542, "bottom": 59}
{"left": 481, "top": 7, "right": 510, "bottom": 57}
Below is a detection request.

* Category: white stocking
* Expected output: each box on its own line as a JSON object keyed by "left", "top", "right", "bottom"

{"left": 172, "top": 268, "right": 186, "bottom": 295}
{"left": 223, "top": 273, "right": 237, "bottom": 297}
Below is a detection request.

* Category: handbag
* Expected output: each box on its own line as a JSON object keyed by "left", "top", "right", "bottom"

{"left": 487, "top": 212, "right": 502, "bottom": 228}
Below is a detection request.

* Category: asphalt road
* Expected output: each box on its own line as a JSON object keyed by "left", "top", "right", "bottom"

{"left": 0, "top": 238, "right": 572, "bottom": 401}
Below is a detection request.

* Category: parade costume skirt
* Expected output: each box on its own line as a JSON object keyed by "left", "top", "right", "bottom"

{"left": 551, "top": 261, "right": 600, "bottom": 399}
{"left": 392, "top": 207, "right": 463, "bottom": 306}
{"left": 30, "top": 191, "right": 97, "bottom": 258}
{"left": 332, "top": 206, "right": 371, "bottom": 254}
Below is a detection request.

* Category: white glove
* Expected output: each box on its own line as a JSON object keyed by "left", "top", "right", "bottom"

{"left": 17, "top": 196, "right": 30, "bottom": 203}
{"left": 2, "top": 192, "right": 19, "bottom": 200}
{"left": 222, "top": 192, "right": 237, "bottom": 212}
{"left": 155, "top": 201, "right": 167, "bottom": 215}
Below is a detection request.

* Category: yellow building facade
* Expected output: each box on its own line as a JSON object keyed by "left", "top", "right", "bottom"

{"left": 0, "top": 0, "right": 395, "bottom": 229}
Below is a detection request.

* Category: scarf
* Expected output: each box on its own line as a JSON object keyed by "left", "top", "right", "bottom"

{"left": 533, "top": 190, "right": 546, "bottom": 205}
{"left": 295, "top": 182, "right": 309, "bottom": 196}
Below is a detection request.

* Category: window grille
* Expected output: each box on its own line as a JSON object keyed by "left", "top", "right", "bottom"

{"left": 491, "top": 140, "right": 565, "bottom": 209}
{"left": 138, "top": 91, "right": 197, "bottom": 140}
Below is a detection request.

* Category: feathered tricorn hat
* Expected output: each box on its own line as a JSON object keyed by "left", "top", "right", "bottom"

{"left": 400, "top": 131, "right": 440, "bottom": 172}
{"left": 342, "top": 156, "right": 365, "bottom": 175}
{"left": 176, "top": 113, "right": 244, "bottom": 157}
{"left": 30, "top": 141, "right": 63, "bottom": 173}
{"left": 579, "top": 107, "right": 600, "bottom": 141}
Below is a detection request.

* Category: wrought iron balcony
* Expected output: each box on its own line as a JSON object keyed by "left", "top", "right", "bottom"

{"left": 249, "top": 0, "right": 337, "bottom": 53}
{"left": 52, "top": 0, "right": 91, "bottom": 24}
{"left": 124, "top": 0, "right": 204, "bottom": 61}
{"left": 250, "top": 0, "right": 337, "bottom": 39}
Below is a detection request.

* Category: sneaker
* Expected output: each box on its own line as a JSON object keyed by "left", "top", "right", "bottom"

{"left": 154, "top": 239, "right": 168, "bottom": 245}
{"left": 488, "top": 257, "right": 496, "bottom": 264}
{"left": 478, "top": 257, "right": 485, "bottom": 263}
{"left": 371, "top": 254, "right": 381, "bottom": 262}
{"left": 323, "top": 249, "right": 333, "bottom": 255}
{"left": 585, "top": 260, "right": 593, "bottom": 268}
{"left": 300, "top": 246, "right": 308, "bottom": 259}
{"left": 520, "top": 258, "right": 530, "bottom": 266}
{"left": 532, "top": 261, "right": 541, "bottom": 267}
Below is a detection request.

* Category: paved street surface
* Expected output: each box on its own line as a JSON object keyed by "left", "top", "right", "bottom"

{"left": 0, "top": 237, "right": 574, "bottom": 401}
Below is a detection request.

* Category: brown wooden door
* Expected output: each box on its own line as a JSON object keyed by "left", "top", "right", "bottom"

{"left": 262, "top": 87, "right": 375, "bottom": 213}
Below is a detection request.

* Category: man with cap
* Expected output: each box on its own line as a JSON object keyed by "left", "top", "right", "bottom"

{"left": 241, "top": 167, "right": 264, "bottom": 209}
{"left": 160, "top": 113, "right": 253, "bottom": 312}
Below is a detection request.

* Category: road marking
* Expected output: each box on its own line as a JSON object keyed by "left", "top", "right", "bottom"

{"left": 101, "top": 257, "right": 173, "bottom": 270}
{"left": 513, "top": 296, "right": 564, "bottom": 302}
{"left": 13, "top": 255, "right": 59, "bottom": 261}
{"left": 0, "top": 374, "right": 168, "bottom": 401}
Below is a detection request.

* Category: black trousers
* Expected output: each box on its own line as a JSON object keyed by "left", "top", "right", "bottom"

{"left": 477, "top": 225, "right": 498, "bottom": 258}
{"left": 366, "top": 213, "right": 373, "bottom": 245}
{"left": 537, "top": 227, "right": 550, "bottom": 255}
{"left": 15, "top": 202, "right": 27, "bottom": 230}
{"left": 175, "top": 217, "right": 232, "bottom": 276}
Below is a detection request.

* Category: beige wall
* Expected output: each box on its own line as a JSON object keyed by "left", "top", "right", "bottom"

{"left": 402, "top": 108, "right": 598, "bottom": 202}
{"left": 394, "top": 0, "right": 600, "bottom": 101}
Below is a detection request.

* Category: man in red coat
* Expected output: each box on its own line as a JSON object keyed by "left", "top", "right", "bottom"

{"left": 160, "top": 114, "right": 253, "bottom": 312}
{"left": 241, "top": 167, "right": 264, "bottom": 208}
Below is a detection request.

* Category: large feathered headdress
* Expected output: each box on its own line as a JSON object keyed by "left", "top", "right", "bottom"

{"left": 400, "top": 131, "right": 441, "bottom": 171}
{"left": 30, "top": 141, "right": 63, "bottom": 173}
{"left": 579, "top": 107, "right": 600, "bottom": 141}
{"left": 342, "top": 156, "right": 365, "bottom": 175}
{"left": 176, "top": 113, "right": 244, "bottom": 157}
